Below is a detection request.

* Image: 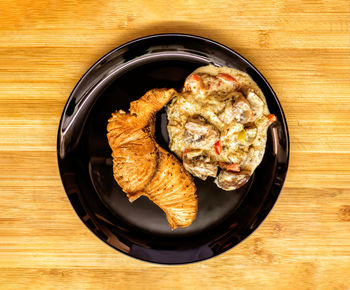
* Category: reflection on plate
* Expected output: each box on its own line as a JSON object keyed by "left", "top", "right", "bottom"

{"left": 57, "top": 33, "right": 289, "bottom": 264}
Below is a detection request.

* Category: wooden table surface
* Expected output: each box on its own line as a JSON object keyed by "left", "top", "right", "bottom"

{"left": 1, "top": 0, "right": 350, "bottom": 289}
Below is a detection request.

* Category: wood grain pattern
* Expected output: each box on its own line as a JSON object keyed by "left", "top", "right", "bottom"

{"left": 1, "top": 0, "right": 349, "bottom": 289}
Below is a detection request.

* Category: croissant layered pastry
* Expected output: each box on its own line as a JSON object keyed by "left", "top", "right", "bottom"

{"left": 107, "top": 89, "right": 197, "bottom": 229}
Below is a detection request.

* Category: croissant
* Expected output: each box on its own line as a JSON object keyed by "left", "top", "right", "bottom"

{"left": 107, "top": 89, "right": 197, "bottom": 229}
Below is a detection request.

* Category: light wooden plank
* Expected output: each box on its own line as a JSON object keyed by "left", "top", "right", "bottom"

{"left": 0, "top": 0, "right": 350, "bottom": 289}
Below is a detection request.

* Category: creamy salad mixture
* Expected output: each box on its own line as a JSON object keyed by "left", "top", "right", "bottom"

{"left": 167, "top": 65, "right": 276, "bottom": 191}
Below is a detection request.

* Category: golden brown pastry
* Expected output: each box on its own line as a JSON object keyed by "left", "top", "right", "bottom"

{"left": 107, "top": 89, "right": 197, "bottom": 229}
{"left": 107, "top": 114, "right": 157, "bottom": 196}
{"left": 139, "top": 145, "right": 197, "bottom": 228}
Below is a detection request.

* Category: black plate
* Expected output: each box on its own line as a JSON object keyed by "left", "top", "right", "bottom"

{"left": 57, "top": 34, "right": 289, "bottom": 264}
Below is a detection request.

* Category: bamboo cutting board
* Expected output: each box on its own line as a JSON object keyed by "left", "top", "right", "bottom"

{"left": 0, "top": 0, "right": 350, "bottom": 289}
